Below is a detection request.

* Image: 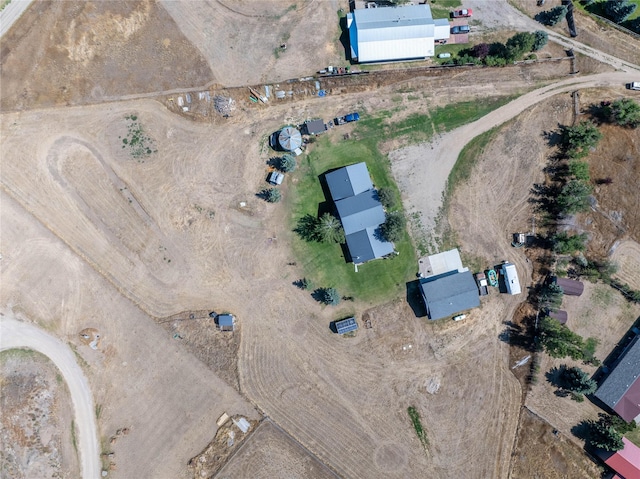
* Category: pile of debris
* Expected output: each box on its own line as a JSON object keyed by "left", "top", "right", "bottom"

{"left": 214, "top": 95, "right": 236, "bottom": 116}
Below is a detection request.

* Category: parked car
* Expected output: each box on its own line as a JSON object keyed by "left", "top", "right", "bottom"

{"left": 451, "top": 25, "right": 470, "bottom": 34}
{"left": 452, "top": 8, "right": 472, "bottom": 17}
{"left": 627, "top": 82, "right": 640, "bottom": 91}
{"left": 437, "top": 53, "right": 452, "bottom": 59}
{"left": 267, "top": 171, "right": 284, "bottom": 185}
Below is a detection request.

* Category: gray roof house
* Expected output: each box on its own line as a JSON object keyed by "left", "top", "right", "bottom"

{"left": 420, "top": 270, "right": 480, "bottom": 320}
{"left": 347, "top": 4, "right": 450, "bottom": 63}
{"left": 595, "top": 335, "right": 640, "bottom": 423}
{"left": 304, "top": 119, "right": 326, "bottom": 136}
{"left": 325, "top": 163, "right": 393, "bottom": 264}
{"left": 217, "top": 314, "right": 235, "bottom": 332}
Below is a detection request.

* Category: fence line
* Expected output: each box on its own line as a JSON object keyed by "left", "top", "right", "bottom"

{"left": 589, "top": 12, "right": 640, "bottom": 40}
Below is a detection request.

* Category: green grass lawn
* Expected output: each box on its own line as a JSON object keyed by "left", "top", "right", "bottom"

{"left": 286, "top": 94, "right": 519, "bottom": 305}
{"left": 626, "top": 426, "right": 640, "bottom": 447}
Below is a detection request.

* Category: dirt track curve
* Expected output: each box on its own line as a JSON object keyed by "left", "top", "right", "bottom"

{"left": 0, "top": 315, "right": 100, "bottom": 479}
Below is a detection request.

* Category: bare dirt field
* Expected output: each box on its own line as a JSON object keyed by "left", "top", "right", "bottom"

{"left": 0, "top": 0, "right": 213, "bottom": 111}
{"left": 214, "top": 419, "right": 338, "bottom": 479}
{"left": 0, "top": 191, "right": 259, "bottom": 479}
{"left": 611, "top": 240, "right": 640, "bottom": 290}
{"left": 510, "top": 407, "right": 603, "bottom": 479}
{"left": 0, "top": 349, "right": 79, "bottom": 479}
{"left": 160, "top": 0, "right": 345, "bottom": 88}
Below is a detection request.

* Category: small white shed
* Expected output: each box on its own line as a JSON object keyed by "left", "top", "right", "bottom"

{"left": 501, "top": 262, "right": 521, "bottom": 295}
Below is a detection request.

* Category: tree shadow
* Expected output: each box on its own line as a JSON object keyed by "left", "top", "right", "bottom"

{"left": 542, "top": 128, "right": 563, "bottom": 147}
{"left": 267, "top": 156, "right": 282, "bottom": 169}
{"left": 571, "top": 419, "right": 592, "bottom": 441}
{"left": 406, "top": 279, "right": 427, "bottom": 318}
{"left": 546, "top": 364, "right": 567, "bottom": 388}
{"left": 338, "top": 14, "right": 351, "bottom": 63}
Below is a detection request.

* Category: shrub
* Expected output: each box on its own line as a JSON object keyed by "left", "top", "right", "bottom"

{"left": 588, "top": 415, "right": 625, "bottom": 451}
{"left": 484, "top": 55, "right": 508, "bottom": 67}
{"left": 261, "top": 188, "right": 281, "bottom": 203}
{"left": 279, "top": 154, "right": 297, "bottom": 172}
{"left": 315, "top": 287, "right": 340, "bottom": 306}
{"left": 505, "top": 32, "right": 535, "bottom": 60}
{"left": 568, "top": 160, "right": 590, "bottom": 182}
{"left": 471, "top": 42, "right": 490, "bottom": 59}
{"left": 540, "top": 282, "right": 564, "bottom": 309}
{"left": 380, "top": 212, "right": 406, "bottom": 242}
{"left": 532, "top": 30, "right": 548, "bottom": 51}
{"left": 536, "top": 5, "right": 568, "bottom": 26}
{"left": 377, "top": 188, "right": 397, "bottom": 210}
{"left": 561, "top": 121, "right": 602, "bottom": 158}
{"left": 561, "top": 366, "right": 597, "bottom": 395}
{"left": 539, "top": 316, "right": 587, "bottom": 360}
{"left": 606, "top": 98, "right": 640, "bottom": 128}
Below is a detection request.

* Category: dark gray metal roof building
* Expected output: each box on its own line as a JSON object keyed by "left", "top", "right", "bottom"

{"left": 549, "top": 310, "right": 568, "bottom": 325}
{"left": 595, "top": 335, "right": 640, "bottom": 423}
{"left": 554, "top": 277, "right": 584, "bottom": 296}
{"left": 419, "top": 270, "right": 480, "bottom": 320}
{"left": 325, "top": 163, "right": 393, "bottom": 264}
{"left": 325, "top": 162, "right": 374, "bottom": 201}
{"left": 335, "top": 317, "right": 358, "bottom": 335}
{"left": 304, "top": 119, "right": 326, "bottom": 135}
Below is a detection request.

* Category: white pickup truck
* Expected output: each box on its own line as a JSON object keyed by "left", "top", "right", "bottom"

{"left": 628, "top": 82, "right": 640, "bottom": 91}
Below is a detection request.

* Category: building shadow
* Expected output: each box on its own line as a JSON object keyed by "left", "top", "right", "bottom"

{"left": 406, "top": 279, "right": 427, "bottom": 318}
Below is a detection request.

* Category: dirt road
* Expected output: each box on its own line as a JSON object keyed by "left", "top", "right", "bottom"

{"left": 391, "top": 70, "right": 640, "bottom": 239}
{"left": 0, "top": 0, "right": 33, "bottom": 37}
{"left": 0, "top": 315, "right": 100, "bottom": 479}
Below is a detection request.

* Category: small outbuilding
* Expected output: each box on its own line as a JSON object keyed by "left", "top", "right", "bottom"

{"left": 553, "top": 277, "right": 584, "bottom": 296}
{"left": 335, "top": 317, "right": 358, "bottom": 335}
{"left": 303, "top": 119, "right": 326, "bottom": 136}
{"left": 217, "top": 314, "right": 235, "bottom": 332}
{"left": 270, "top": 126, "right": 302, "bottom": 152}
{"left": 420, "top": 270, "right": 480, "bottom": 321}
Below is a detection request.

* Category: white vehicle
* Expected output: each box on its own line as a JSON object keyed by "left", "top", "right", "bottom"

{"left": 453, "top": 314, "right": 467, "bottom": 321}
{"left": 627, "top": 82, "right": 640, "bottom": 91}
{"left": 438, "top": 53, "right": 452, "bottom": 59}
{"left": 501, "top": 262, "right": 521, "bottom": 295}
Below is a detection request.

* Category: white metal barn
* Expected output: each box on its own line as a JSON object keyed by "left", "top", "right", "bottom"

{"left": 501, "top": 262, "right": 521, "bottom": 295}
{"left": 347, "top": 4, "right": 450, "bottom": 63}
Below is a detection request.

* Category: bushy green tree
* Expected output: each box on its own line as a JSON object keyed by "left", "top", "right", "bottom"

{"left": 380, "top": 212, "right": 405, "bottom": 242}
{"left": 539, "top": 316, "right": 586, "bottom": 359}
{"left": 606, "top": 98, "right": 640, "bottom": 128}
{"left": 588, "top": 415, "right": 625, "bottom": 451}
{"left": 540, "top": 282, "right": 564, "bottom": 309}
{"left": 552, "top": 231, "right": 588, "bottom": 254}
{"left": 561, "top": 121, "right": 602, "bottom": 158}
{"left": 561, "top": 366, "right": 597, "bottom": 395}
{"left": 315, "top": 212, "right": 345, "bottom": 244}
{"left": 568, "top": 160, "right": 590, "bottom": 181}
{"left": 506, "top": 32, "right": 535, "bottom": 60}
{"left": 279, "top": 154, "right": 296, "bottom": 172}
{"left": 377, "top": 188, "right": 397, "bottom": 210}
{"left": 532, "top": 30, "right": 548, "bottom": 51}
{"left": 261, "top": 188, "right": 281, "bottom": 203}
{"left": 536, "top": 5, "right": 568, "bottom": 26}
{"left": 557, "top": 180, "right": 593, "bottom": 215}
{"left": 294, "top": 214, "right": 320, "bottom": 241}
{"left": 605, "top": 0, "right": 637, "bottom": 23}
{"left": 317, "top": 287, "right": 340, "bottom": 306}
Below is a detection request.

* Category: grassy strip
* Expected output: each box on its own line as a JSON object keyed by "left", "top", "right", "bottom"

{"left": 408, "top": 406, "right": 429, "bottom": 450}
{"left": 626, "top": 425, "right": 640, "bottom": 448}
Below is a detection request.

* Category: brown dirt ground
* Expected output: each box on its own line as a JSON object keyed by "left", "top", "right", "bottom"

{"left": 510, "top": 407, "right": 603, "bottom": 479}
{"left": 213, "top": 419, "right": 338, "bottom": 479}
{"left": 0, "top": 0, "right": 213, "bottom": 111}
{"left": 0, "top": 349, "right": 79, "bottom": 479}
{"left": 511, "top": 0, "right": 640, "bottom": 66}
{"left": 159, "top": 0, "right": 345, "bottom": 88}
{"left": 611, "top": 240, "right": 640, "bottom": 290}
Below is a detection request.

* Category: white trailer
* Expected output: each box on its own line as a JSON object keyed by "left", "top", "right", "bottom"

{"left": 501, "top": 262, "right": 521, "bottom": 295}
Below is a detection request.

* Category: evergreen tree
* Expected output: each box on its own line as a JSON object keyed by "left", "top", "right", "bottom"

{"left": 315, "top": 212, "right": 345, "bottom": 244}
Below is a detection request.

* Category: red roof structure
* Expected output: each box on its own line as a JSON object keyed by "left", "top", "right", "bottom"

{"left": 604, "top": 438, "right": 640, "bottom": 479}
{"left": 549, "top": 310, "right": 568, "bottom": 325}
{"left": 555, "top": 277, "right": 584, "bottom": 296}
{"left": 614, "top": 378, "right": 640, "bottom": 423}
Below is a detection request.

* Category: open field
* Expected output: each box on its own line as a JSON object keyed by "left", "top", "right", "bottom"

{"left": 510, "top": 407, "right": 603, "bottom": 479}
{"left": 612, "top": 240, "right": 640, "bottom": 290}
{"left": 0, "top": 0, "right": 213, "bottom": 111}
{"left": 215, "top": 419, "right": 338, "bottom": 479}
{"left": 160, "top": 0, "right": 344, "bottom": 87}
{"left": 0, "top": 191, "right": 259, "bottom": 479}
{"left": 0, "top": 349, "right": 79, "bottom": 479}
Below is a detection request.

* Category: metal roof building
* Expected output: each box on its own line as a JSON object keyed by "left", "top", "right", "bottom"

{"left": 304, "top": 119, "right": 326, "bottom": 136}
{"left": 597, "top": 438, "right": 640, "bottom": 479}
{"left": 325, "top": 163, "right": 394, "bottom": 264}
{"left": 326, "top": 162, "right": 374, "bottom": 201}
{"left": 217, "top": 314, "right": 235, "bottom": 332}
{"left": 277, "top": 126, "right": 302, "bottom": 151}
{"left": 335, "top": 317, "right": 358, "bottom": 335}
{"left": 554, "top": 277, "right": 585, "bottom": 296}
{"left": 595, "top": 335, "right": 640, "bottom": 423}
{"left": 549, "top": 310, "right": 568, "bottom": 325}
{"left": 419, "top": 270, "right": 480, "bottom": 321}
{"left": 347, "top": 5, "right": 450, "bottom": 63}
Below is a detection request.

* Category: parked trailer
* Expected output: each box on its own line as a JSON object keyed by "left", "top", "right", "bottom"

{"left": 501, "top": 262, "right": 521, "bottom": 295}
